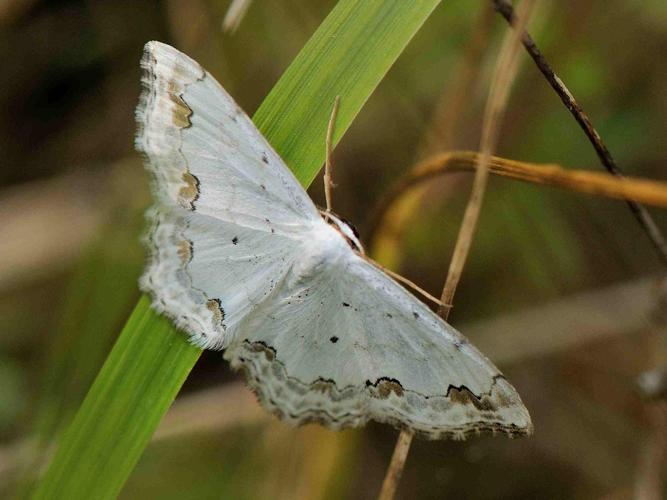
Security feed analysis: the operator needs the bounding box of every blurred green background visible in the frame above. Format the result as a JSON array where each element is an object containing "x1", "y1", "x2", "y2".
[{"x1": 1, "y1": 0, "x2": 667, "y2": 498}]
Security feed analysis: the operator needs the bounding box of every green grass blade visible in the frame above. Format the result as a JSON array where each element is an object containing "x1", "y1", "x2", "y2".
[
  {"x1": 15, "y1": 204, "x2": 145, "y2": 498},
  {"x1": 33, "y1": 0, "x2": 440, "y2": 498},
  {"x1": 254, "y1": 0, "x2": 441, "y2": 186},
  {"x1": 33, "y1": 296, "x2": 201, "y2": 499}
]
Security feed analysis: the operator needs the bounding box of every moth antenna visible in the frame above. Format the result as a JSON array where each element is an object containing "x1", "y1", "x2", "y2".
[
  {"x1": 323, "y1": 95, "x2": 341, "y2": 218},
  {"x1": 363, "y1": 256, "x2": 446, "y2": 308}
]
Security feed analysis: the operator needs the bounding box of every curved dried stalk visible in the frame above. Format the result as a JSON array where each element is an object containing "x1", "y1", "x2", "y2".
[
  {"x1": 416, "y1": 6, "x2": 495, "y2": 156},
  {"x1": 377, "y1": 2, "x2": 536, "y2": 499},
  {"x1": 439, "y1": 0, "x2": 534, "y2": 312},
  {"x1": 492, "y1": 0, "x2": 667, "y2": 266},
  {"x1": 371, "y1": 7, "x2": 495, "y2": 272},
  {"x1": 368, "y1": 151, "x2": 667, "y2": 253}
]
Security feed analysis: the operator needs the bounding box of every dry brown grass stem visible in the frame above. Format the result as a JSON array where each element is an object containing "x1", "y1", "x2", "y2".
[
  {"x1": 222, "y1": 0, "x2": 253, "y2": 34},
  {"x1": 372, "y1": 7, "x2": 496, "y2": 273},
  {"x1": 377, "y1": 2, "x2": 536, "y2": 499},
  {"x1": 493, "y1": 0, "x2": 667, "y2": 266},
  {"x1": 365, "y1": 256, "x2": 446, "y2": 307},
  {"x1": 324, "y1": 96, "x2": 341, "y2": 215},
  {"x1": 377, "y1": 428, "x2": 414, "y2": 500},
  {"x1": 367, "y1": 151, "x2": 667, "y2": 243},
  {"x1": 634, "y1": 402, "x2": 667, "y2": 500},
  {"x1": 439, "y1": 0, "x2": 535, "y2": 312}
]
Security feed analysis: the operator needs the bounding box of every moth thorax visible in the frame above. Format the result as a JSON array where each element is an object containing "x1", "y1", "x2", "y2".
[{"x1": 294, "y1": 221, "x2": 352, "y2": 278}]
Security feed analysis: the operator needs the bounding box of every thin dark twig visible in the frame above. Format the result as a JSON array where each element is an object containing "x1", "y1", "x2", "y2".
[{"x1": 492, "y1": 0, "x2": 667, "y2": 267}]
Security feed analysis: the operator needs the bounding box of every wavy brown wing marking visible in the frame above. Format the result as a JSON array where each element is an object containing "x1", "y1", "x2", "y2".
[
  {"x1": 136, "y1": 41, "x2": 207, "y2": 212},
  {"x1": 226, "y1": 339, "x2": 531, "y2": 440},
  {"x1": 136, "y1": 41, "x2": 321, "y2": 350}
]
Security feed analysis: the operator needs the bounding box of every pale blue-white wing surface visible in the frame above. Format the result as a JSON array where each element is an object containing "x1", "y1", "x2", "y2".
[
  {"x1": 140, "y1": 206, "x2": 304, "y2": 349},
  {"x1": 224, "y1": 224, "x2": 532, "y2": 439},
  {"x1": 136, "y1": 41, "x2": 319, "y2": 229},
  {"x1": 136, "y1": 41, "x2": 531, "y2": 438},
  {"x1": 136, "y1": 41, "x2": 320, "y2": 348}
]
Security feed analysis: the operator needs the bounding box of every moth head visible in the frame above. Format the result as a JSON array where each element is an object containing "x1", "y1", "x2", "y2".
[{"x1": 320, "y1": 211, "x2": 364, "y2": 254}]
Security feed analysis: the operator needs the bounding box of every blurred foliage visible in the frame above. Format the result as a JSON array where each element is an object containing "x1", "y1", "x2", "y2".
[
  {"x1": 33, "y1": 164, "x2": 147, "y2": 439},
  {"x1": 1, "y1": 0, "x2": 667, "y2": 498}
]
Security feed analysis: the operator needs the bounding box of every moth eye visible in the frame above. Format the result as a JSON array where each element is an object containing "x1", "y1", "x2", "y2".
[{"x1": 344, "y1": 236, "x2": 360, "y2": 252}]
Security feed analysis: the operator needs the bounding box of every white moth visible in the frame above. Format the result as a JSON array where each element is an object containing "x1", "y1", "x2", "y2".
[{"x1": 136, "y1": 41, "x2": 532, "y2": 440}]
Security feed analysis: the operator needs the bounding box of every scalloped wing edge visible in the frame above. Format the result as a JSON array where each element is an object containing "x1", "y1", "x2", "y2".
[{"x1": 225, "y1": 339, "x2": 533, "y2": 440}]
